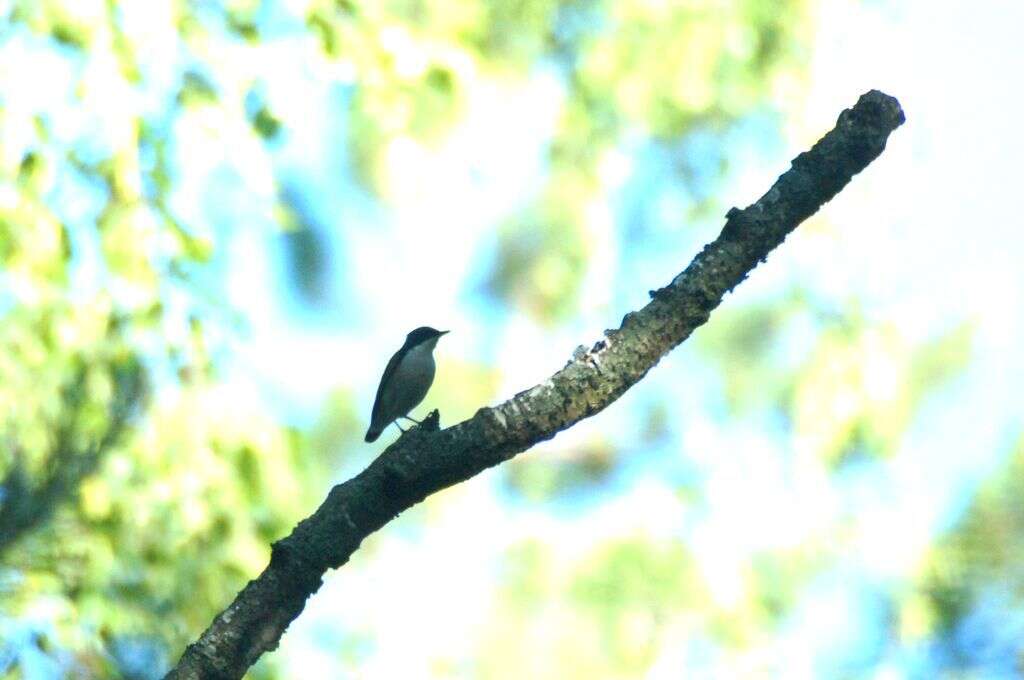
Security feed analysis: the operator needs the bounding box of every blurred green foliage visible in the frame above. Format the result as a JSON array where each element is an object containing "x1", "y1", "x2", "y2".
[
  {"x1": 0, "y1": 1, "x2": 336, "y2": 675},
  {"x1": 477, "y1": 538, "x2": 702, "y2": 678},
  {"x1": 308, "y1": 0, "x2": 809, "y2": 322},
  {"x1": 0, "y1": 0, "x2": 1009, "y2": 678},
  {"x1": 918, "y1": 436, "x2": 1024, "y2": 644}
]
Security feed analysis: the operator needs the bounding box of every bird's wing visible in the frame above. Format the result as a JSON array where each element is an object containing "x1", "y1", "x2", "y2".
[{"x1": 369, "y1": 348, "x2": 404, "y2": 427}]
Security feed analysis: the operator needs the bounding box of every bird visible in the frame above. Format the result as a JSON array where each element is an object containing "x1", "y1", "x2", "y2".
[{"x1": 364, "y1": 326, "x2": 448, "y2": 443}]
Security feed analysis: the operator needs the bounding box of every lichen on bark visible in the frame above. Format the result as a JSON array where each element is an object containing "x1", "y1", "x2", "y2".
[{"x1": 166, "y1": 90, "x2": 905, "y2": 680}]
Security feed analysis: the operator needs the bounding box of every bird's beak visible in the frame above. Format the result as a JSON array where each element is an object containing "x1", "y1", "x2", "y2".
[{"x1": 439, "y1": 330, "x2": 450, "y2": 335}]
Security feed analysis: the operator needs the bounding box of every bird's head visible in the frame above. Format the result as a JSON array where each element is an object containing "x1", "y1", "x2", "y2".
[{"x1": 405, "y1": 326, "x2": 449, "y2": 351}]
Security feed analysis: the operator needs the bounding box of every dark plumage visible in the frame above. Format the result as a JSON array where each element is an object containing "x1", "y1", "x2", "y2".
[{"x1": 364, "y1": 326, "x2": 448, "y2": 442}]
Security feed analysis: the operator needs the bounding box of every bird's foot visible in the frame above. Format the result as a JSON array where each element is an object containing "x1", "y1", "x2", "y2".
[
  {"x1": 394, "y1": 411, "x2": 440, "y2": 439},
  {"x1": 420, "y1": 410, "x2": 441, "y2": 433}
]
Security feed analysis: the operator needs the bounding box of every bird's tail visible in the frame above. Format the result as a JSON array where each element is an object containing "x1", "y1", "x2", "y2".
[{"x1": 364, "y1": 427, "x2": 381, "y2": 443}]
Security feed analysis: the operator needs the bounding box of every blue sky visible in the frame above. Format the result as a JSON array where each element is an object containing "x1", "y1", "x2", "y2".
[
  {"x1": 194, "y1": 0, "x2": 1024, "y2": 675},
  {"x1": 2, "y1": 0, "x2": 1023, "y2": 676}
]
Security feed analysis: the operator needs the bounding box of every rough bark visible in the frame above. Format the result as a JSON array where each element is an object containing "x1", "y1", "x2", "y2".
[{"x1": 165, "y1": 90, "x2": 905, "y2": 680}]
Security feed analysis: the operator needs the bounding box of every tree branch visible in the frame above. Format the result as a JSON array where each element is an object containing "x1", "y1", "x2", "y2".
[{"x1": 165, "y1": 90, "x2": 905, "y2": 680}]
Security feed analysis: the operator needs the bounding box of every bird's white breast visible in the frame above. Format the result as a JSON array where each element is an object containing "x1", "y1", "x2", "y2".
[
  {"x1": 381, "y1": 340, "x2": 437, "y2": 419},
  {"x1": 394, "y1": 341, "x2": 436, "y2": 384}
]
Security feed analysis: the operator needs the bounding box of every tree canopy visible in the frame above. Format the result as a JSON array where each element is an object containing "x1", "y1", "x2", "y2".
[{"x1": 1, "y1": 1, "x2": 1019, "y2": 679}]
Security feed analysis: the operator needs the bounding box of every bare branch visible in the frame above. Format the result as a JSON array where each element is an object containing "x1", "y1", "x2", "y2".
[{"x1": 165, "y1": 90, "x2": 905, "y2": 680}]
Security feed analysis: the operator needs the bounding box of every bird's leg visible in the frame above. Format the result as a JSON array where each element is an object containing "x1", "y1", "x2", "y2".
[
  {"x1": 394, "y1": 421, "x2": 407, "y2": 434},
  {"x1": 399, "y1": 415, "x2": 422, "y2": 425}
]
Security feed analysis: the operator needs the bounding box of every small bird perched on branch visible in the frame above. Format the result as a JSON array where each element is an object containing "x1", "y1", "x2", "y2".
[{"x1": 364, "y1": 326, "x2": 448, "y2": 443}]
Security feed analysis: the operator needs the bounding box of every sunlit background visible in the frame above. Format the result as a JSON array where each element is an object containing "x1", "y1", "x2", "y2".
[{"x1": 1, "y1": 0, "x2": 1022, "y2": 678}]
